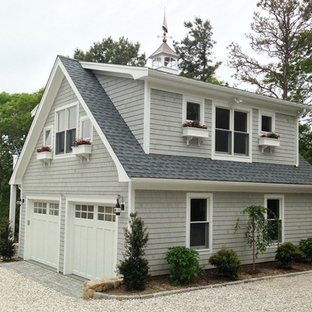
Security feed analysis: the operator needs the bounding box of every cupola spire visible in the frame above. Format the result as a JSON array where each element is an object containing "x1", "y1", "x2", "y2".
[{"x1": 148, "y1": 10, "x2": 179, "y2": 74}]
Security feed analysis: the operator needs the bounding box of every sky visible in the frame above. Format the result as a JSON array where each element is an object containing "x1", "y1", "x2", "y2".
[{"x1": 0, "y1": 0, "x2": 258, "y2": 94}]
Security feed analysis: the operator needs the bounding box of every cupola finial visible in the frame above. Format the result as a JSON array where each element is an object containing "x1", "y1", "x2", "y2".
[{"x1": 162, "y1": 8, "x2": 168, "y2": 43}]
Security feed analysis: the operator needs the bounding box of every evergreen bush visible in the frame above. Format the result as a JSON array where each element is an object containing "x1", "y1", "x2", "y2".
[
  {"x1": 299, "y1": 238, "x2": 312, "y2": 261},
  {"x1": 209, "y1": 248, "x2": 240, "y2": 280},
  {"x1": 0, "y1": 217, "x2": 15, "y2": 261},
  {"x1": 118, "y1": 212, "x2": 149, "y2": 291},
  {"x1": 275, "y1": 242, "x2": 301, "y2": 268},
  {"x1": 166, "y1": 246, "x2": 201, "y2": 285}
]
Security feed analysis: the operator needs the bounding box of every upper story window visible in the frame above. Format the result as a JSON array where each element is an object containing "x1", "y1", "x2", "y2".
[
  {"x1": 43, "y1": 126, "x2": 52, "y2": 147},
  {"x1": 56, "y1": 105, "x2": 77, "y2": 155},
  {"x1": 183, "y1": 96, "x2": 205, "y2": 124},
  {"x1": 80, "y1": 117, "x2": 92, "y2": 140},
  {"x1": 259, "y1": 111, "x2": 275, "y2": 134},
  {"x1": 215, "y1": 107, "x2": 250, "y2": 157}
]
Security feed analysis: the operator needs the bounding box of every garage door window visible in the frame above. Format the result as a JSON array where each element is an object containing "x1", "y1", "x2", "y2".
[
  {"x1": 98, "y1": 206, "x2": 115, "y2": 222},
  {"x1": 34, "y1": 202, "x2": 47, "y2": 214},
  {"x1": 49, "y1": 203, "x2": 59, "y2": 216},
  {"x1": 75, "y1": 205, "x2": 94, "y2": 219}
]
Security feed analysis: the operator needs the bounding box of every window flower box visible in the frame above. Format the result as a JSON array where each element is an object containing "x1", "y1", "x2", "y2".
[
  {"x1": 182, "y1": 121, "x2": 209, "y2": 146},
  {"x1": 72, "y1": 140, "x2": 92, "y2": 161},
  {"x1": 36, "y1": 147, "x2": 52, "y2": 165},
  {"x1": 258, "y1": 133, "x2": 280, "y2": 153}
]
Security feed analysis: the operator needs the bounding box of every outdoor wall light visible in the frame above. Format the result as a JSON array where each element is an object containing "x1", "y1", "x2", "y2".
[{"x1": 114, "y1": 195, "x2": 125, "y2": 215}]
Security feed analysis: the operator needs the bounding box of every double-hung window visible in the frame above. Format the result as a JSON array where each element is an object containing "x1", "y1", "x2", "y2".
[
  {"x1": 56, "y1": 105, "x2": 77, "y2": 154},
  {"x1": 187, "y1": 193, "x2": 212, "y2": 251},
  {"x1": 265, "y1": 195, "x2": 283, "y2": 243},
  {"x1": 215, "y1": 107, "x2": 250, "y2": 157}
]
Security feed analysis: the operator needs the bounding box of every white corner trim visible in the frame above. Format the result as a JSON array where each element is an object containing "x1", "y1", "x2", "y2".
[
  {"x1": 143, "y1": 80, "x2": 151, "y2": 154},
  {"x1": 58, "y1": 60, "x2": 130, "y2": 182},
  {"x1": 296, "y1": 116, "x2": 299, "y2": 167},
  {"x1": 186, "y1": 193, "x2": 213, "y2": 253}
]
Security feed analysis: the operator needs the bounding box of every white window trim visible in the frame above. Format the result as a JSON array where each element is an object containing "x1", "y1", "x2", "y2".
[
  {"x1": 259, "y1": 110, "x2": 275, "y2": 135},
  {"x1": 43, "y1": 125, "x2": 53, "y2": 148},
  {"x1": 182, "y1": 95, "x2": 205, "y2": 124},
  {"x1": 264, "y1": 194, "x2": 285, "y2": 245},
  {"x1": 186, "y1": 193, "x2": 213, "y2": 254},
  {"x1": 54, "y1": 102, "x2": 79, "y2": 158},
  {"x1": 79, "y1": 116, "x2": 93, "y2": 141},
  {"x1": 211, "y1": 102, "x2": 252, "y2": 162}
]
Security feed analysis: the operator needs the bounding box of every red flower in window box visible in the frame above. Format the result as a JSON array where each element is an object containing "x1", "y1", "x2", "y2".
[
  {"x1": 72, "y1": 139, "x2": 91, "y2": 147},
  {"x1": 260, "y1": 132, "x2": 280, "y2": 139},
  {"x1": 182, "y1": 120, "x2": 208, "y2": 129},
  {"x1": 36, "y1": 146, "x2": 51, "y2": 153}
]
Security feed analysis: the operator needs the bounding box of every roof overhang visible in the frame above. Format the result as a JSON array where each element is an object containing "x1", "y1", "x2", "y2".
[
  {"x1": 131, "y1": 178, "x2": 312, "y2": 193},
  {"x1": 80, "y1": 61, "x2": 310, "y2": 114}
]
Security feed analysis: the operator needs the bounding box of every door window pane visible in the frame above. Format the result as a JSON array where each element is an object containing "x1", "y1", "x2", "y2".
[
  {"x1": 262, "y1": 116, "x2": 272, "y2": 132},
  {"x1": 216, "y1": 108, "x2": 230, "y2": 130},
  {"x1": 234, "y1": 111, "x2": 247, "y2": 132},
  {"x1": 187, "y1": 102, "x2": 200, "y2": 121}
]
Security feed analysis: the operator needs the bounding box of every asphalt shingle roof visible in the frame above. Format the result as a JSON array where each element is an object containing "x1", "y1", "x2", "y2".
[{"x1": 59, "y1": 56, "x2": 312, "y2": 185}]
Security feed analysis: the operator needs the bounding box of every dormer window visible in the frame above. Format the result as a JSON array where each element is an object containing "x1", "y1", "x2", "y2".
[
  {"x1": 260, "y1": 112, "x2": 275, "y2": 134},
  {"x1": 80, "y1": 116, "x2": 92, "y2": 140},
  {"x1": 187, "y1": 102, "x2": 200, "y2": 121},
  {"x1": 55, "y1": 104, "x2": 77, "y2": 155},
  {"x1": 214, "y1": 107, "x2": 250, "y2": 158}
]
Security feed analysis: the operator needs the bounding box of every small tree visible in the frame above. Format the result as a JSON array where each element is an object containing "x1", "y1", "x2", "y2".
[
  {"x1": 0, "y1": 217, "x2": 15, "y2": 261},
  {"x1": 118, "y1": 212, "x2": 149, "y2": 291},
  {"x1": 235, "y1": 205, "x2": 273, "y2": 271}
]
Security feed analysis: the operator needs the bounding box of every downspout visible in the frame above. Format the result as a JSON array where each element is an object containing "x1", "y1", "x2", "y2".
[{"x1": 9, "y1": 155, "x2": 19, "y2": 234}]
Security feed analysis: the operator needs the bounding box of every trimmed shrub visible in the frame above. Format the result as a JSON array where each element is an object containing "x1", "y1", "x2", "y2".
[
  {"x1": 166, "y1": 247, "x2": 201, "y2": 285},
  {"x1": 118, "y1": 213, "x2": 149, "y2": 291},
  {"x1": 299, "y1": 238, "x2": 312, "y2": 261},
  {"x1": 209, "y1": 248, "x2": 240, "y2": 280},
  {"x1": 0, "y1": 217, "x2": 15, "y2": 261},
  {"x1": 275, "y1": 242, "x2": 301, "y2": 268}
]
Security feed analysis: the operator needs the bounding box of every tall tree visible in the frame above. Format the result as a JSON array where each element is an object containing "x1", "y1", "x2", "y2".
[
  {"x1": 174, "y1": 17, "x2": 221, "y2": 82},
  {"x1": 74, "y1": 36, "x2": 146, "y2": 66},
  {"x1": 299, "y1": 123, "x2": 312, "y2": 164},
  {"x1": 0, "y1": 90, "x2": 43, "y2": 218},
  {"x1": 228, "y1": 0, "x2": 312, "y2": 103}
]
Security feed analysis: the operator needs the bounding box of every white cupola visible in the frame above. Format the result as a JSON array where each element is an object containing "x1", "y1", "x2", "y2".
[{"x1": 149, "y1": 12, "x2": 179, "y2": 74}]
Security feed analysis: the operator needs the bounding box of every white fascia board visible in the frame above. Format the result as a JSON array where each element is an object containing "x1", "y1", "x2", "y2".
[
  {"x1": 147, "y1": 70, "x2": 311, "y2": 113},
  {"x1": 80, "y1": 62, "x2": 149, "y2": 80},
  {"x1": 58, "y1": 60, "x2": 130, "y2": 182},
  {"x1": 10, "y1": 58, "x2": 64, "y2": 185},
  {"x1": 131, "y1": 178, "x2": 312, "y2": 193}
]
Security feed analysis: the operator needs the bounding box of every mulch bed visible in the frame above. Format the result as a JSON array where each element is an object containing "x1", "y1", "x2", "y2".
[{"x1": 106, "y1": 261, "x2": 312, "y2": 296}]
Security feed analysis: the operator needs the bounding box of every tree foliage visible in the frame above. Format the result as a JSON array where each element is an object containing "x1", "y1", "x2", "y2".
[
  {"x1": 235, "y1": 205, "x2": 274, "y2": 271},
  {"x1": 0, "y1": 217, "x2": 15, "y2": 261},
  {"x1": 299, "y1": 123, "x2": 312, "y2": 164},
  {"x1": 74, "y1": 36, "x2": 146, "y2": 66},
  {"x1": 174, "y1": 17, "x2": 221, "y2": 82},
  {"x1": 118, "y1": 212, "x2": 149, "y2": 291},
  {"x1": 0, "y1": 89, "x2": 43, "y2": 218},
  {"x1": 228, "y1": 0, "x2": 312, "y2": 103}
]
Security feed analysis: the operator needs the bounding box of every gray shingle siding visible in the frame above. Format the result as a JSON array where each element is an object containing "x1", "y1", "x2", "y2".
[{"x1": 59, "y1": 56, "x2": 312, "y2": 185}]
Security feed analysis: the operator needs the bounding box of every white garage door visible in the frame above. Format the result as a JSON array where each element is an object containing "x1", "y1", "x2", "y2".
[
  {"x1": 30, "y1": 201, "x2": 59, "y2": 268},
  {"x1": 71, "y1": 203, "x2": 116, "y2": 280}
]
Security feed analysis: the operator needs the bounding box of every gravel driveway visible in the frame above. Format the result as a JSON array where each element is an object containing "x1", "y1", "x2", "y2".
[{"x1": 1, "y1": 266, "x2": 312, "y2": 312}]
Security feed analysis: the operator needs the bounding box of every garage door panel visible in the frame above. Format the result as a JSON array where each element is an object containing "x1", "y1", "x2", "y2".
[
  {"x1": 71, "y1": 203, "x2": 116, "y2": 279},
  {"x1": 30, "y1": 201, "x2": 59, "y2": 269}
]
